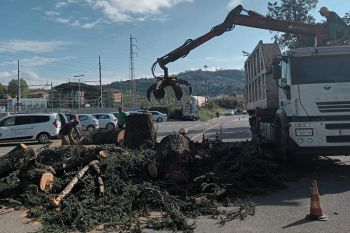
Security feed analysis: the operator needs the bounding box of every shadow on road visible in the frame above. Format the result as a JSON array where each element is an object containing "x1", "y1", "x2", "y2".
[
  {"x1": 282, "y1": 218, "x2": 312, "y2": 229},
  {"x1": 252, "y1": 154, "x2": 350, "y2": 207}
]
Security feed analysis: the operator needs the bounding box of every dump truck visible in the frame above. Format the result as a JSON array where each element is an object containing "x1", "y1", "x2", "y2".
[
  {"x1": 146, "y1": 4, "x2": 350, "y2": 161},
  {"x1": 245, "y1": 41, "x2": 350, "y2": 161}
]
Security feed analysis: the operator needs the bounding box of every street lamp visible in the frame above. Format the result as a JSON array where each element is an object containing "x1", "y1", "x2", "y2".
[{"x1": 74, "y1": 75, "x2": 84, "y2": 112}]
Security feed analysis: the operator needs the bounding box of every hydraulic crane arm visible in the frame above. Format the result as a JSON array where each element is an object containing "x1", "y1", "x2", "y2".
[{"x1": 152, "y1": 5, "x2": 329, "y2": 78}]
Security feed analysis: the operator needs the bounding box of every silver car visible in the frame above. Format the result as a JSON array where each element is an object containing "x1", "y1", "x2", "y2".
[
  {"x1": 76, "y1": 114, "x2": 99, "y2": 131},
  {"x1": 91, "y1": 113, "x2": 117, "y2": 130}
]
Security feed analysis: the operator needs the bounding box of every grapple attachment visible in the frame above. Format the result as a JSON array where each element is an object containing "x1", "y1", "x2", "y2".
[{"x1": 147, "y1": 77, "x2": 192, "y2": 101}]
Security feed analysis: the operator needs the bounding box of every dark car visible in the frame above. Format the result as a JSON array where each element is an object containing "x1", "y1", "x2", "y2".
[{"x1": 57, "y1": 113, "x2": 68, "y2": 126}]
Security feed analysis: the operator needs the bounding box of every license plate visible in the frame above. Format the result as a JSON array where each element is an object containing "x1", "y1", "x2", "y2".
[{"x1": 339, "y1": 129, "x2": 350, "y2": 135}]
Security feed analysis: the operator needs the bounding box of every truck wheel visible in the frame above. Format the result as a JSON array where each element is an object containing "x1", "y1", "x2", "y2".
[{"x1": 275, "y1": 120, "x2": 289, "y2": 164}]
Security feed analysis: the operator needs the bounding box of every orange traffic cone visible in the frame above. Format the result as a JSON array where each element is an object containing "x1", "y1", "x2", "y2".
[{"x1": 306, "y1": 180, "x2": 327, "y2": 221}]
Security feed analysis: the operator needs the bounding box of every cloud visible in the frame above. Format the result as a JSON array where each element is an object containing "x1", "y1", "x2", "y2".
[
  {"x1": 0, "y1": 56, "x2": 74, "y2": 67},
  {"x1": 0, "y1": 71, "x2": 14, "y2": 80},
  {"x1": 45, "y1": 10, "x2": 61, "y2": 16},
  {"x1": 0, "y1": 40, "x2": 69, "y2": 53},
  {"x1": 55, "y1": 0, "x2": 80, "y2": 9},
  {"x1": 0, "y1": 70, "x2": 53, "y2": 86},
  {"x1": 70, "y1": 19, "x2": 105, "y2": 29},
  {"x1": 227, "y1": 0, "x2": 243, "y2": 9},
  {"x1": 21, "y1": 71, "x2": 42, "y2": 81},
  {"x1": 55, "y1": 17, "x2": 71, "y2": 24},
  {"x1": 85, "y1": 0, "x2": 193, "y2": 22}
]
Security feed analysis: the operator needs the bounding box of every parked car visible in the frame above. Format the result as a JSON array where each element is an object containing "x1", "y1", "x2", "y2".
[
  {"x1": 0, "y1": 113, "x2": 61, "y2": 143},
  {"x1": 66, "y1": 114, "x2": 99, "y2": 131},
  {"x1": 57, "y1": 113, "x2": 68, "y2": 126},
  {"x1": 91, "y1": 113, "x2": 117, "y2": 130},
  {"x1": 136, "y1": 110, "x2": 167, "y2": 122},
  {"x1": 223, "y1": 109, "x2": 235, "y2": 116},
  {"x1": 150, "y1": 111, "x2": 167, "y2": 122}
]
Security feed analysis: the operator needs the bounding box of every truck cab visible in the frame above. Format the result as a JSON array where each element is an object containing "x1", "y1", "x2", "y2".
[
  {"x1": 245, "y1": 41, "x2": 350, "y2": 158},
  {"x1": 275, "y1": 45, "x2": 350, "y2": 155}
]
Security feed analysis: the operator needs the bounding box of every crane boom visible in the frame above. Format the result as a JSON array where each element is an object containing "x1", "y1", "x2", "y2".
[
  {"x1": 148, "y1": 5, "x2": 346, "y2": 101},
  {"x1": 152, "y1": 5, "x2": 331, "y2": 78}
]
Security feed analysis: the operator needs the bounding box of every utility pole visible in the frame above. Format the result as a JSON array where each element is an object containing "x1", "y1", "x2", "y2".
[
  {"x1": 51, "y1": 82, "x2": 53, "y2": 112},
  {"x1": 17, "y1": 60, "x2": 20, "y2": 113},
  {"x1": 129, "y1": 34, "x2": 137, "y2": 108},
  {"x1": 121, "y1": 78, "x2": 123, "y2": 108},
  {"x1": 59, "y1": 89, "x2": 62, "y2": 112},
  {"x1": 206, "y1": 80, "x2": 209, "y2": 102},
  {"x1": 74, "y1": 75, "x2": 84, "y2": 113},
  {"x1": 99, "y1": 56, "x2": 103, "y2": 108}
]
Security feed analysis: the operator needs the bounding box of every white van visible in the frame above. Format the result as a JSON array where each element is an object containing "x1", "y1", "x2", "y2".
[{"x1": 0, "y1": 113, "x2": 61, "y2": 143}]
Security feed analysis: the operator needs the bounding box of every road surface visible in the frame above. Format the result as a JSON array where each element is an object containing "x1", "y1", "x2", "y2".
[{"x1": 2, "y1": 116, "x2": 350, "y2": 233}]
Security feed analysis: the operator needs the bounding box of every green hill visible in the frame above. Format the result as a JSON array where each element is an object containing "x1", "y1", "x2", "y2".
[{"x1": 109, "y1": 69, "x2": 245, "y2": 97}]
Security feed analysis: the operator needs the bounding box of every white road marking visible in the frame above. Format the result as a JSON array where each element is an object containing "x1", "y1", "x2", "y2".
[{"x1": 190, "y1": 123, "x2": 219, "y2": 140}]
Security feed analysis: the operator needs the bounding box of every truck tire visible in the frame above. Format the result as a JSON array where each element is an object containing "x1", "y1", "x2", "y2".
[{"x1": 275, "y1": 120, "x2": 290, "y2": 164}]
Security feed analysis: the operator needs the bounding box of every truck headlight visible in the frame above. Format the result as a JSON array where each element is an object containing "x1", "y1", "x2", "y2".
[{"x1": 295, "y1": 128, "x2": 313, "y2": 136}]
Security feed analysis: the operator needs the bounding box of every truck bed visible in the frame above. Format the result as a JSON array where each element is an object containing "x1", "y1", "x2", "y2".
[{"x1": 244, "y1": 41, "x2": 281, "y2": 111}]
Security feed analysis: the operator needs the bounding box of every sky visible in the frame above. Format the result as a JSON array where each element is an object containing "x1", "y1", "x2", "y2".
[{"x1": 0, "y1": 0, "x2": 348, "y2": 89}]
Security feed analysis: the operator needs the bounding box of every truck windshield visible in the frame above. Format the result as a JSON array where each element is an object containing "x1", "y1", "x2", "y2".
[{"x1": 291, "y1": 54, "x2": 350, "y2": 85}]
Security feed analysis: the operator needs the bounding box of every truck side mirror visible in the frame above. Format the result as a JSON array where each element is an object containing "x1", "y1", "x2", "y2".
[{"x1": 272, "y1": 62, "x2": 281, "y2": 80}]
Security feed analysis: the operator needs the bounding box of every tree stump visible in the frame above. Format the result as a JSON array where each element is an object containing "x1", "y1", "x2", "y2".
[
  {"x1": 0, "y1": 144, "x2": 36, "y2": 178},
  {"x1": 78, "y1": 129, "x2": 124, "y2": 145},
  {"x1": 124, "y1": 113, "x2": 156, "y2": 149},
  {"x1": 155, "y1": 133, "x2": 193, "y2": 183}
]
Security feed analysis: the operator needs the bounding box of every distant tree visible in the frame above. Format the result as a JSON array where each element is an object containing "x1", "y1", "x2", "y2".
[
  {"x1": 343, "y1": 11, "x2": 350, "y2": 25},
  {"x1": 0, "y1": 83, "x2": 6, "y2": 98},
  {"x1": 267, "y1": 0, "x2": 318, "y2": 49},
  {"x1": 8, "y1": 79, "x2": 29, "y2": 98}
]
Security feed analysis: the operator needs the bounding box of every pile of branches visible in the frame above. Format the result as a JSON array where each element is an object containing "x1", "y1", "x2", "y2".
[{"x1": 0, "y1": 140, "x2": 286, "y2": 233}]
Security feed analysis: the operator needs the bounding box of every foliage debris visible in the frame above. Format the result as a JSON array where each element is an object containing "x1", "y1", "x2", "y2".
[{"x1": 0, "y1": 141, "x2": 287, "y2": 232}]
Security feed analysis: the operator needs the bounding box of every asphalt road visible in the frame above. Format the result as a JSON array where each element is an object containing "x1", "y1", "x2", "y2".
[{"x1": 2, "y1": 116, "x2": 350, "y2": 233}]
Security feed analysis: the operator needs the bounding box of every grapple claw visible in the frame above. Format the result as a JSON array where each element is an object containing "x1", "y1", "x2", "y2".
[
  {"x1": 153, "y1": 88, "x2": 166, "y2": 100},
  {"x1": 146, "y1": 76, "x2": 192, "y2": 101},
  {"x1": 177, "y1": 79, "x2": 192, "y2": 95},
  {"x1": 172, "y1": 83, "x2": 183, "y2": 100},
  {"x1": 147, "y1": 83, "x2": 158, "y2": 101}
]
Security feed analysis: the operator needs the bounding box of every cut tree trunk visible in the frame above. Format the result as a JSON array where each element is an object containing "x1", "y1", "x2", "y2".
[
  {"x1": 78, "y1": 129, "x2": 124, "y2": 145},
  {"x1": 0, "y1": 144, "x2": 36, "y2": 178},
  {"x1": 124, "y1": 113, "x2": 156, "y2": 149},
  {"x1": 18, "y1": 161, "x2": 55, "y2": 192},
  {"x1": 36, "y1": 145, "x2": 110, "y2": 175},
  {"x1": 155, "y1": 133, "x2": 193, "y2": 182}
]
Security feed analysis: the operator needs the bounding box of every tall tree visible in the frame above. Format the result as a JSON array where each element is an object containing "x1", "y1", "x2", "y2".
[
  {"x1": 8, "y1": 79, "x2": 29, "y2": 98},
  {"x1": 267, "y1": 0, "x2": 318, "y2": 49}
]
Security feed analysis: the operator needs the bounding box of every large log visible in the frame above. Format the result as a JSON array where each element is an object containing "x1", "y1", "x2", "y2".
[
  {"x1": 124, "y1": 113, "x2": 156, "y2": 149},
  {"x1": 36, "y1": 145, "x2": 110, "y2": 175},
  {"x1": 155, "y1": 133, "x2": 193, "y2": 182},
  {"x1": 0, "y1": 144, "x2": 36, "y2": 178},
  {"x1": 18, "y1": 161, "x2": 55, "y2": 192},
  {"x1": 78, "y1": 129, "x2": 124, "y2": 145}
]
